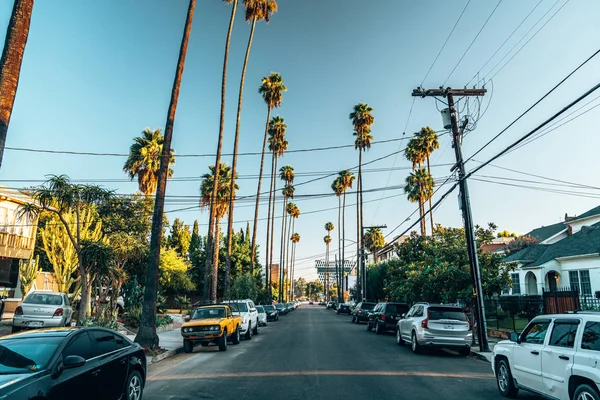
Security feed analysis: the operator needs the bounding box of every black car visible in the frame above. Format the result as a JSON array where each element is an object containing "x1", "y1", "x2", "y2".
[
  {"x1": 0, "y1": 327, "x2": 146, "y2": 400},
  {"x1": 336, "y1": 304, "x2": 351, "y2": 315},
  {"x1": 275, "y1": 303, "x2": 288, "y2": 315},
  {"x1": 264, "y1": 305, "x2": 279, "y2": 321},
  {"x1": 351, "y1": 301, "x2": 376, "y2": 324},
  {"x1": 367, "y1": 302, "x2": 410, "y2": 334}
]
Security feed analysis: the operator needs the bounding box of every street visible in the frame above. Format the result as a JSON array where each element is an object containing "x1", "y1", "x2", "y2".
[{"x1": 144, "y1": 306, "x2": 541, "y2": 400}]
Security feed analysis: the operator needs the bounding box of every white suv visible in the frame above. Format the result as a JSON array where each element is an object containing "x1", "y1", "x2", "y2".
[
  {"x1": 223, "y1": 299, "x2": 259, "y2": 340},
  {"x1": 493, "y1": 312, "x2": 600, "y2": 399}
]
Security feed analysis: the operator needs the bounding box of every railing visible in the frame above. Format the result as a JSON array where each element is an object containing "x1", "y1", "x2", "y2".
[
  {"x1": 484, "y1": 296, "x2": 544, "y2": 332},
  {"x1": 0, "y1": 231, "x2": 35, "y2": 251}
]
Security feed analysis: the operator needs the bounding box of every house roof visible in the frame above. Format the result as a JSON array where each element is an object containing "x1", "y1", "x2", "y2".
[
  {"x1": 569, "y1": 205, "x2": 600, "y2": 223},
  {"x1": 525, "y1": 222, "x2": 566, "y2": 242},
  {"x1": 503, "y1": 244, "x2": 548, "y2": 263}
]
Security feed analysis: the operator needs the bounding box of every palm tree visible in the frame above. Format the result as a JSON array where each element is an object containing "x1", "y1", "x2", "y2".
[
  {"x1": 204, "y1": 0, "x2": 239, "y2": 303},
  {"x1": 324, "y1": 222, "x2": 334, "y2": 300},
  {"x1": 363, "y1": 227, "x2": 385, "y2": 261},
  {"x1": 331, "y1": 178, "x2": 344, "y2": 302},
  {"x1": 337, "y1": 169, "x2": 355, "y2": 301},
  {"x1": 323, "y1": 233, "x2": 332, "y2": 301},
  {"x1": 284, "y1": 200, "x2": 297, "y2": 300},
  {"x1": 123, "y1": 128, "x2": 175, "y2": 195},
  {"x1": 404, "y1": 137, "x2": 425, "y2": 169},
  {"x1": 253, "y1": 73, "x2": 287, "y2": 270},
  {"x1": 0, "y1": 0, "x2": 34, "y2": 170},
  {"x1": 417, "y1": 126, "x2": 439, "y2": 233},
  {"x1": 266, "y1": 116, "x2": 287, "y2": 289},
  {"x1": 278, "y1": 165, "x2": 294, "y2": 301},
  {"x1": 404, "y1": 168, "x2": 434, "y2": 236},
  {"x1": 200, "y1": 163, "x2": 238, "y2": 301},
  {"x1": 225, "y1": 0, "x2": 278, "y2": 292},
  {"x1": 350, "y1": 103, "x2": 374, "y2": 301},
  {"x1": 290, "y1": 232, "x2": 300, "y2": 300},
  {"x1": 135, "y1": 0, "x2": 196, "y2": 348}
]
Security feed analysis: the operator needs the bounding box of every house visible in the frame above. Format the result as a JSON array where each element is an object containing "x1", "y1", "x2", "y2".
[
  {"x1": 481, "y1": 237, "x2": 514, "y2": 254},
  {"x1": 374, "y1": 235, "x2": 409, "y2": 263},
  {"x1": 503, "y1": 205, "x2": 600, "y2": 298}
]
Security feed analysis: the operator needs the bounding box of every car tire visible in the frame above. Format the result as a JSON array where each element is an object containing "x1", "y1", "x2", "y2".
[
  {"x1": 495, "y1": 359, "x2": 518, "y2": 398},
  {"x1": 232, "y1": 327, "x2": 241, "y2": 345},
  {"x1": 411, "y1": 331, "x2": 421, "y2": 354},
  {"x1": 125, "y1": 369, "x2": 144, "y2": 400},
  {"x1": 375, "y1": 322, "x2": 383, "y2": 335},
  {"x1": 253, "y1": 320, "x2": 259, "y2": 335},
  {"x1": 183, "y1": 339, "x2": 194, "y2": 353},
  {"x1": 367, "y1": 322, "x2": 373, "y2": 332},
  {"x1": 458, "y1": 347, "x2": 470, "y2": 356},
  {"x1": 219, "y1": 330, "x2": 228, "y2": 351},
  {"x1": 574, "y1": 384, "x2": 600, "y2": 400},
  {"x1": 11, "y1": 325, "x2": 21, "y2": 333},
  {"x1": 65, "y1": 318, "x2": 72, "y2": 327},
  {"x1": 351, "y1": 315, "x2": 356, "y2": 323},
  {"x1": 396, "y1": 328, "x2": 404, "y2": 346},
  {"x1": 245, "y1": 326, "x2": 252, "y2": 340}
]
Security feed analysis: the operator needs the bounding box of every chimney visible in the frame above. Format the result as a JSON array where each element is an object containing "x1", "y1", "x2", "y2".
[{"x1": 567, "y1": 225, "x2": 573, "y2": 236}]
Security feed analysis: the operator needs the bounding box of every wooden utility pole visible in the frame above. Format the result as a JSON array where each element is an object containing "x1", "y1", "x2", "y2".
[{"x1": 412, "y1": 87, "x2": 489, "y2": 352}]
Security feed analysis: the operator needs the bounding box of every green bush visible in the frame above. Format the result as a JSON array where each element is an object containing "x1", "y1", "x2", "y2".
[
  {"x1": 80, "y1": 317, "x2": 120, "y2": 331},
  {"x1": 156, "y1": 315, "x2": 173, "y2": 327}
]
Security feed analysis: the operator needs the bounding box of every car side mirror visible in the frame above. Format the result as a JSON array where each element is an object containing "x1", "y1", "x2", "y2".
[
  {"x1": 401, "y1": 313, "x2": 406, "y2": 319},
  {"x1": 509, "y1": 332, "x2": 520, "y2": 343},
  {"x1": 63, "y1": 355, "x2": 86, "y2": 369},
  {"x1": 183, "y1": 315, "x2": 191, "y2": 322}
]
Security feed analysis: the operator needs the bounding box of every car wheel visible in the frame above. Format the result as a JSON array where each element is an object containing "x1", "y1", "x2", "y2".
[
  {"x1": 396, "y1": 328, "x2": 404, "y2": 345},
  {"x1": 367, "y1": 322, "x2": 373, "y2": 332},
  {"x1": 458, "y1": 347, "x2": 470, "y2": 356},
  {"x1": 375, "y1": 322, "x2": 383, "y2": 335},
  {"x1": 218, "y1": 330, "x2": 228, "y2": 351},
  {"x1": 125, "y1": 370, "x2": 144, "y2": 400},
  {"x1": 495, "y1": 359, "x2": 518, "y2": 398},
  {"x1": 245, "y1": 326, "x2": 252, "y2": 340},
  {"x1": 574, "y1": 384, "x2": 600, "y2": 400},
  {"x1": 411, "y1": 331, "x2": 421, "y2": 354},
  {"x1": 253, "y1": 320, "x2": 259, "y2": 335},
  {"x1": 351, "y1": 315, "x2": 356, "y2": 323},
  {"x1": 183, "y1": 339, "x2": 194, "y2": 353},
  {"x1": 232, "y1": 327, "x2": 241, "y2": 345}
]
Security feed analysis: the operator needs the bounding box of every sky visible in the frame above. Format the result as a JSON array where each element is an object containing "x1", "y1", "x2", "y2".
[{"x1": 1, "y1": 0, "x2": 599, "y2": 281}]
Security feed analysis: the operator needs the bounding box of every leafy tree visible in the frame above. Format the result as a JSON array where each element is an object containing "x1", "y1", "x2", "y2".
[
  {"x1": 294, "y1": 277, "x2": 307, "y2": 299},
  {"x1": 366, "y1": 262, "x2": 388, "y2": 302},
  {"x1": 506, "y1": 235, "x2": 539, "y2": 255},
  {"x1": 498, "y1": 230, "x2": 517, "y2": 238},
  {"x1": 364, "y1": 227, "x2": 385, "y2": 255},
  {"x1": 168, "y1": 218, "x2": 191, "y2": 258},
  {"x1": 230, "y1": 272, "x2": 259, "y2": 302},
  {"x1": 307, "y1": 280, "x2": 324, "y2": 301},
  {"x1": 18, "y1": 255, "x2": 39, "y2": 297},
  {"x1": 159, "y1": 248, "x2": 194, "y2": 294},
  {"x1": 404, "y1": 168, "x2": 434, "y2": 236}
]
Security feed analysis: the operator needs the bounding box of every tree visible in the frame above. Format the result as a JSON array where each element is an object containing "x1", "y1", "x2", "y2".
[
  {"x1": 338, "y1": 169, "x2": 355, "y2": 301},
  {"x1": 324, "y1": 222, "x2": 333, "y2": 301},
  {"x1": 123, "y1": 128, "x2": 175, "y2": 195},
  {"x1": 225, "y1": 0, "x2": 278, "y2": 293},
  {"x1": 19, "y1": 175, "x2": 113, "y2": 323},
  {"x1": 404, "y1": 137, "x2": 425, "y2": 169},
  {"x1": 366, "y1": 262, "x2": 389, "y2": 302},
  {"x1": 278, "y1": 165, "x2": 294, "y2": 301},
  {"x1": 136, "y1": 0, "x2": 196, "y2": 348},
  {"x1": 168, "y1": 218, "x2": 191, "y2": 258},
  {"x1": 364, "y1": 227, "x2": 385, "y2": 256},
  {"x1": 230, "y1": 272, "x2": 259, "y2": 302},
  {"x1": 293, "y1": 276, "x2": 306, "y2": 299},
  {"x1": 331, "y1": 178, "x2": 344, "y2": 302},
  {"x1": 200, "y1": 163, "x2": 238, "y2": 302},
  {"x1": 416, "y1": 127, "x2": 439, "y2": 233},
  {"x1": 252, "y1": 72, "x2": 287, "y2": 269},
  {"x1": 307, "y1": 280, "x2": 324, "y2": 301},
  {"x1": 404, "y1": 168, "x2": 434, "y2": 236},
  {"x1": 80, "y1": 239, "x2": 116, "y2": 318},
  {"x1": 290, "y1": 231, "x2": 300, "y2": 299},
  {"x1": 506, "y1": 235, "x2": 539, "y2": 255},
  {"x1": 0, "y1": 0, "x2": 34, "y2": 169},
  {"x1": 350, "y1": 103, "x2": 374, "y2": 300},
  {"x1": 498, "y1": 230, "x2": 517, "y2": 238},
  {"x1": 18, "y1": 255, "x2": 39, "y2": 297},
  {"x1": 159, "y1": 248, "x2": 194, "y2": 294}
]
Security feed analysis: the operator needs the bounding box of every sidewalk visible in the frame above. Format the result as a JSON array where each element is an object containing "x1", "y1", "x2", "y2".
[
  {"x1": 126, "y1": 326, "x2": 183, "y2": 364},
  {"x1": 470, "y1": 337, "x2": 500, "y2": 362}
]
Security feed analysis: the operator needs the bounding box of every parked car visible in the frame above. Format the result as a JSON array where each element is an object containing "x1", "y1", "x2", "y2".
[
  {"x1": 0, "y1": 327, "x2": 146, "y2": 400},
  {"x1": 286, "y1": 302, "x2": 295, "y2": 311},
  {"x1": 181, "y1": 305, "x2": 242, "y2": 352},
  {"x1": 264, "y1": 305, "x2": 279, "y2": 321},
  {"x1": 326, "y1": 301, "x2": 337, "y2": 310},
  {"x1": 367, "y1": 302, "x2": 410, "y2": 334},
  {"x1": 12, "y1": 291, "x2": 74, "y2": 333},
  {"x1": 351, "y1": 301, "x2": 376, "y2": 324},
  {"x1": 222, "y1": 299, "x2": 259, "y2": 339},
  {"x1": 256, "y1": 306, "x2": 268, "y2": 326},
  {"x1": 275, "y1": 303, "x2": 288, "y2": 315},
  {"x1": 396, "y1": 303, "x2": 471, "y2": 356},
  {"x1": 336, "y1": 303, "x2": 351, "y2": 315},
  {"x1": 308, "y1": 301, "x2": 314, "y2": 305},
  {"x1": 492, "y1": 312, "x2": 600, "y2": 400}
]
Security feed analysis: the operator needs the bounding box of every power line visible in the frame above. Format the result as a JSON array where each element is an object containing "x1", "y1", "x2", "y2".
[{"x1": 471, "y1": 177, "x2": 600, "y2": 200}]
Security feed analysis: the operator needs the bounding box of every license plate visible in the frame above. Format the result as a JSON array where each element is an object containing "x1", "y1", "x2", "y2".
[
  {"x1": 444, "y1": 325, "x2": 454, "y2": 329},
  {"x1": 28, "y1": 322, "x2": 43, "y2": 328}
]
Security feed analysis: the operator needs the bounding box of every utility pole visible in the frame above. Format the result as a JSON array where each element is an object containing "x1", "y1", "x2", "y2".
[
  {"x1": 360, "y1": 224, "x2": 387, "y2": 301},
  {"x1": 412, "y1": 87, "x2": 489, "y2": 352}
]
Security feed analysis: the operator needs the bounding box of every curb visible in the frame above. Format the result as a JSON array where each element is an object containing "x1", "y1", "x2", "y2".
[
  {"x1": 470, "y1": 351, "x2": 491, "y2": 363},
  {"x1": 148, "y1": 346, "x2": 184, "y2": 365}
]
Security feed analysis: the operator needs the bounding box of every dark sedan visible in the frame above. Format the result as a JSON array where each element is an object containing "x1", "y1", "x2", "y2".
[
  {"x1": 0, "y1": 327, "x2": 146, "y2": 400},
  {"x1": 264, "y1": 305, "x2": 279, "y2": 321},
  {"x1": 351, "y1": 301, "x2": 376, "y2": 324},
  {"x1": 336, "y1": 304, "x2": 351, "y2": 315},
  {"x1": 275, "y1": 303, "x2": 288, "y2": 315}
]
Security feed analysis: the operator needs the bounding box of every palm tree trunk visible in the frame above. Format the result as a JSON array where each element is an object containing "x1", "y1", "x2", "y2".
[
  {"x1": 265, "y1": 152, "x2": 275, "y2": 288},
  {"x1": 213, "y1": 222, "x2": 221, "y2": 300},
  {"x1": 225, "y1": 17, "x2": 257, "y2": 299},
  {"x1": 427, "y1": 155, "x2": 434, "y2": 234},
  {"x1": 285, "y1": 214, "x2": 293, "y2": 301},
  {"x1": 419, "y1": 197, "x2": 426, "y2": 236},
  {"x1": 337, "y1": 196, "x2": 342, "y2": 302},
  {"x1": 270, "y1": 157, "x2": 279, "y2": 292},
  {"x1": 0, "y1": 0, "x2": 34, "y2": 170},
  {"x1": 358, "y1": 149, "x2": 364, "y2": 301},
  {"x1": 136, "y1": 0, "x2": 195, "y2": 348},
  {"x1": 251, "y1": 106, "x2": 271, "y2": 270},
  {"x1": 278, "y1": 196, "x2": 287, "y2": 301},
  {"x1": 342, "y1": 191, "x2": 346, "y2": 301},
  {"x1": 202, "y1": 218, "x2": 211, "y2": 302},
  {"x1": 205, "y1": 0, "x2": 237, "y2": 302}
]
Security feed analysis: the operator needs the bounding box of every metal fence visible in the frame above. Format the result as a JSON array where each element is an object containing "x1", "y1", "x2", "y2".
[{"x1": 484, "y1": 296, "x2": 544, "y2": 332}]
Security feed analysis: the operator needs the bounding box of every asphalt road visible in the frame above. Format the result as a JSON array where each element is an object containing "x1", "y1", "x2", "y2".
[{"x1": 144, "y1": 305, "x2": 542, "y2": 400}]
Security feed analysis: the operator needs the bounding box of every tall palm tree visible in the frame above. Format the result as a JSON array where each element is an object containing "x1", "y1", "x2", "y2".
[
  {"x1": 284, "y1": 200, "x2": 297, "y2": 300},
  {"x1": 204, "y1": 0, "x2": 239, "y2": 304},
  {"x1": 0, "y1": 0, "x2": 34, "y2": 170},
  {"x1": 338, "y1": 169, "x2": 355, "y2": 301},
  {"x1": 404, "y1": 168, "x2": 434, "y2": 236},
  {"x1": 279, "y1": 177, "x2": 294, "y2": 301},
  {"x1": 363, "y1": 227, "x2": 385, "y2": 260},
  {"x1": 225, "y1": 0, "x2": 278, "y2": 292},
  {"x1": 135, "y1": 0, "x2": 196, "y2": 348},
  {"x1": 253, "y1": 73, "x2": 287, "y2": 270},
  {"x1": 200, "y1": 163, "x2": 238, "y2": 301},
  {"x1": 350, "y1": 103, "x2": 374, "y2": 301},
  {"x1": 290, "y1": 232, "x2": 300, "y2": 300},
  {"x1": 404, "y1": 137, "x2": 425, "y2": 169},
  {"x1": 417, "y1": 126, "x2": 439, "y2": 233},
  {"x1": 323, "y1": 233, "x2": 332, "y2": 301},
  {"x1": 123, "y1": 128, "x2": 175, "y2": 195},
  {"x1": 331, "y1": 178, "x2": 344, "y2": 302},
  {"x1": 266, "y1": 116, "x2": 287, "y2": 289}
]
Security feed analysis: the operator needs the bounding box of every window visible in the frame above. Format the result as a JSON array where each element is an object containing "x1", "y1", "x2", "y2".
[
  {"x1": 522, "y1": 320, "x2": 550, "y2": 345},
  {"x1": 549, "y1": 321, "x2": 579, "y2": 348},
  {"x1": 582, "y1": 322, "x2": 600, "y2": 351},
  {"x1": 63, "y1": 332, "x2": 94, "y2": 360},
  {"x1": 511, "y1": 273, "x2": 521, "y2": 295},
  {"x1": 413, "y1": 306, "x2": 424, "y2": 318},
  {"x1": 428, "y1": 307, "x2": 467, "y2": 321},
  {"x1": 24, "y1": 293, "x2": 62, "y2": 305},
  {"x1": 91, "y1": 330, "x2": 125, "y2": 356},
  {"x1": 569, "y1": 271, "x2": 580, "y2": 294},
  {"x1": 569, "y1": 270, "x2": 592, "y2": 296},
  {"x1": 63, "y1": 295, "x2": 70, "y2": 307}
]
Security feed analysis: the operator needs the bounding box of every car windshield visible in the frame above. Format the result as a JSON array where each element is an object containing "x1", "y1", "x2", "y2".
[
  {"x1": 0, "y1": 337, "x2": 62, "y2": 374},
  {"x1": 192, "y1": 307, "x2": 226, "y2": 319},
  {"x1": 264, "y1": 306, "x2": 275, "y2": 312},
  {"x1": 362, "y1": 303, "x2": 375, "y2": 310},
  {"x1": 256, "y1": 306, "x2": 265, "y2": 313},
  {"x1": 23, "y1": 293, "x2": 62, "y2": 306},
  {"x1": 234, "y1": 303, "x2": 248, "y2": 312},
  {"x1": 428, "y1": 307, "x2": 467, "y2": 321}
]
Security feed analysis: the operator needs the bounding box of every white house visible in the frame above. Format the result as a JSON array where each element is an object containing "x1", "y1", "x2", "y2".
[
  {"x1": 503, "y1": 205, "x2": 600, "y2": 298},
  {"x1": 374, "y1": 235, "x2": 409, "y2": 263}
]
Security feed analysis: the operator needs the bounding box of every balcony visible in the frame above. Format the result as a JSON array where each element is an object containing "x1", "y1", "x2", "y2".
[{"x1": 0, "y1": 231, "x2": 35, "y2": 259}]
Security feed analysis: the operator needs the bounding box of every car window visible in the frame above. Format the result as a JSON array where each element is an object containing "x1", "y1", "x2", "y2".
[
  {"x1": 193, "y1": 308, "x2": 226, "y2": 319},
  {"x1": 23, "y1": 293, "x2": 62, "y2": 305},
  {"x1": 264, "y1": 306, "x2": 275, "y2": 312},
  {"x1": 413, "y1": 306, "x2": 424, "y2": 318},
  {"x1": 549, "y1": 321, "x2": 579, "y2": 348},
  {"x1": 522, "y1": 320, "x2": 550, "y2": 345},
  {"x1": 0, "y1": 337, "x2": 63, "y2": 374},
  {"x1": 428, "y1": 307, "x2": 467, "y2": 321},
  {"x1": 63, "y1": 295, "x2": 70, "y2": 307},
  {"x1": 91, "y1": 330, "x2": 125, "y2": 356},
  {"x1": 256, "y1": 306, "x2": 264, "y2": 313},
  {"x1": 235, "y1": 303, "x2": 249, "y2": 312},
  {"x1": 582, "y1": 322, "x2": 600, "y2": 351},
  {"x1": 362, "y1": 303, "x2": 375, "y2": 311},
  {"x1": 63, "y1": 332, "x2": 94, "y2": 360},
  {"x1": 405, "y1": 306, "x2": 415, "y2": 318},
  {"x1": 249, "y1": 301, "x2": 255, "y2": 309}
]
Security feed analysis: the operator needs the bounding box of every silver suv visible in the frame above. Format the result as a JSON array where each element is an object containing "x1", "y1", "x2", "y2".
[{"x1": 396, "y1": 302, "x2": 472, "y2": 355}]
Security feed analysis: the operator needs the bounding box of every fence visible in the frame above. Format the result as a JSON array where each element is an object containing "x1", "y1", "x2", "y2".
[
  {"x1": 542, "y1": 287, "x2": 580, "y2": 314},
  {"x1": 484, "y1": 296, "x2": 544, "y2": 332}
]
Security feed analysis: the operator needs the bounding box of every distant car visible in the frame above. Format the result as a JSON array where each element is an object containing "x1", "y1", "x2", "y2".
[
  {"x1": 12, "y1": 291, "x2": 74, "y2": 333},
  {"x1": 326, "y1": 301, "x2": 337, "y2": 310},
  {"x1": 0, "y1": 327, "x2": 146, "y2": 400},
  {"x1": 308, "y1": 301, "x2": 314, "y2": 305},
  {"x1": 336, "y1": 304, "x2": 351, "y2": 315},
  {"x1": 263, "y1": 305, "x2": 279, "y2": 322},
  {"x1": 351, "y1": 301, "x2": 376, "y2": 324},
  {"x1": 287, "y1": 302, "x2": 296, "y2": 311},
  {"x1": 396, "y1": 303, "x2": 472, "y2": 356},
  {"x1": 256, "y1": 306, "x2": 268, "y2": 327},
  {"x1": 275, "y1": 303, "x2": 288, "y2": 315},
  {"x1": 367, "y1": 302, "x2": 410, "y2": 334}
]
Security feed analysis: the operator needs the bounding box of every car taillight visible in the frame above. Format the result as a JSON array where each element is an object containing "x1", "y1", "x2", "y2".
[
  {"x1": 466, "y1": 315, "x2": 473, "y2": 331},
  {"x1": 358, "y1": 310, "x2": 362, "y2": 314},
  {"x1": 53, "y1": 308, "x2": 64, "y2": 317},
  {"x1": 421, "y1": 310, "x2": 430, "y2": 329},
  {"x1": 381, "y1": 314, "x2": 386, "y2": 321},
  {"x1": 15, "y1": 306, "x2": 23, "y2": 316}
]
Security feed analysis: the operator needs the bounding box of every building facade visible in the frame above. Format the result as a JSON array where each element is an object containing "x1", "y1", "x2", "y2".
[{"x1": 315, "y1": 259, "x2": 354, "y2": 286}]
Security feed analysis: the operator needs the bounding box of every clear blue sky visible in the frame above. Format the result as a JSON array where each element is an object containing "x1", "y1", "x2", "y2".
[{"x1": 1, "y1": 0, "x2": 599, "y2": 280}]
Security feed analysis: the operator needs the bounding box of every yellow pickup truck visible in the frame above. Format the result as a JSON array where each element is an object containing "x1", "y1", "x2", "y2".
[{"x1": 181, "y1": 304, "x2": 242, "y2": 352}]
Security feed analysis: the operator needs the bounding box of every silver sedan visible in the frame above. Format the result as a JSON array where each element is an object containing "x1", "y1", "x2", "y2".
[{"x1": 12, "y1": 291, "x2": 74, "y2": 333}]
